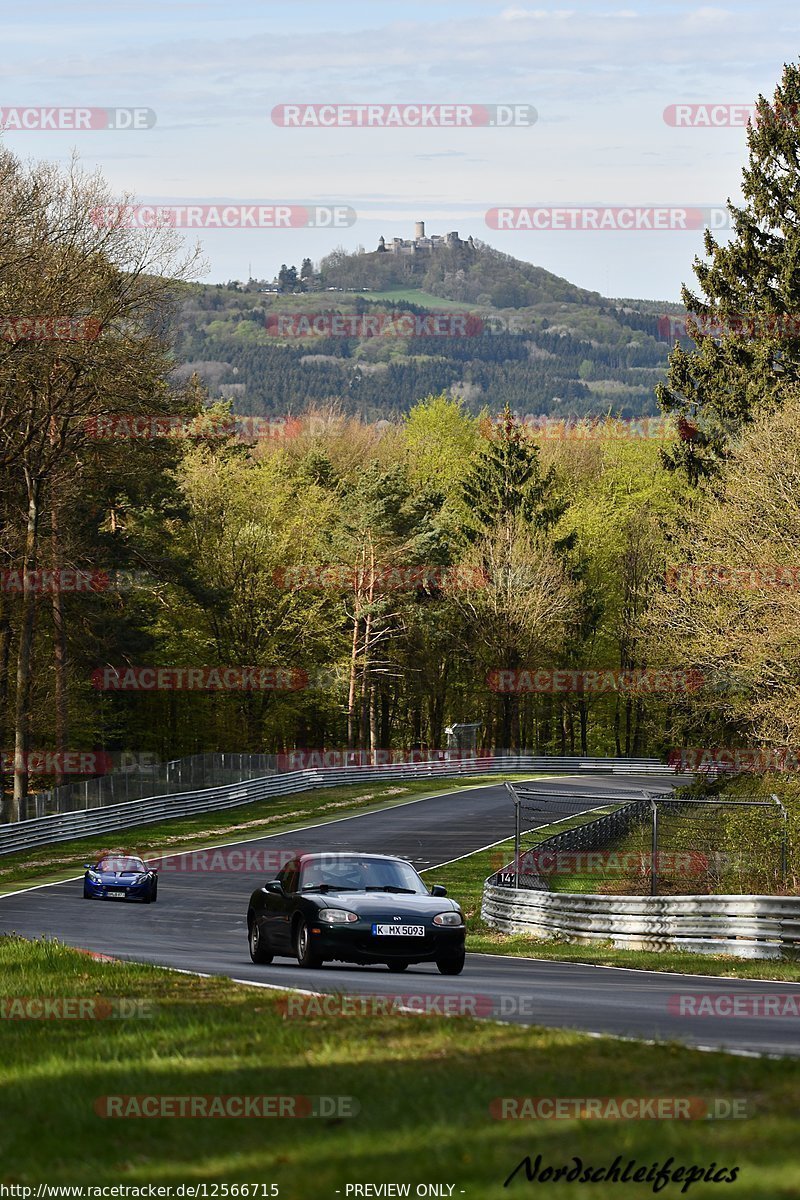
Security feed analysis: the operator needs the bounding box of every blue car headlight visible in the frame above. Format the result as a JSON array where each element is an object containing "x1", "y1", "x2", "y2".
[
  {"x1": 87, "y1": 871, "x2": 101, "y2": 883},
  {"x1": 433, "y1": 911, "x2": 464, "y2": 926}
]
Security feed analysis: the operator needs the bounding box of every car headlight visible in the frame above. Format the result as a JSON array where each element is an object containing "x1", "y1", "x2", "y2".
[
  {"x1": 319, "y1": 909, "x2": 359, "y2": 924},
  {"x1": 433, "y1": 911, "x2": 463, "y2": 926},
  {"x1": 135, "y1": 874, "x2": 148, "y2": 883},
  {"x1": 87, "y1": 871, "x2": 101, "y2": 882}
]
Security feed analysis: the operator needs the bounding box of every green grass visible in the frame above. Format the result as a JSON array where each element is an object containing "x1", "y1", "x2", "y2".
[
  {"x1": 0, "y1": 936, "x2": 797, "y2": 1196},
  {"x1": 426, "y1": 829, "x2": 800, "y2": 983},
  {"x1": 0, "y1": 775, "x2": 536, "y2": 894},
  {"x1": 332, "y1": 288, "x2": 477, "y2": 310}
]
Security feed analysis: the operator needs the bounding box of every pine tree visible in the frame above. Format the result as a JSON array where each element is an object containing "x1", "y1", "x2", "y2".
[
  {"x1": 658, "y1": 63, "x2": 800, "y2": 482},
  {"x1": 461, "y1": 406, "x2": 567, "y2": 535}
]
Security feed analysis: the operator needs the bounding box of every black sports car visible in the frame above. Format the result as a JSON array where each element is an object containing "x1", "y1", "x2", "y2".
[
  {"x1": 246, "y1": 852, "x2": 465, "y2": 974},
  {"x1": 83, "y1": 854, "x2": 158, "y2": 903}
]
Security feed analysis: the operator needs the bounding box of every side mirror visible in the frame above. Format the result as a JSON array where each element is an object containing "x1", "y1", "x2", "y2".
[
  {"x1": 430, "y1": 884, "x2": 447, "y2": 897},
  {"x1": 83, "y1": 864, "x2": 94, "y2": 870},
  {"x1": 262, "y1": 879, "x2": 283, "y2": 894}
]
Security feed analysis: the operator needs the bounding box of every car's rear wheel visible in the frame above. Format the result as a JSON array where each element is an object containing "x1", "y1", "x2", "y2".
[
  {"x1": 387, "y1": 960, "x2": 409, "y2": 972},
  {"x1": 249, "y1": 919, "x2": 273, "y2": 964},
  {"x1": 295, "y1": 920, "x2": 323, "y2": 968},
  {"x1": 436, "y1": 950, "x2": 465, "y2": 976}
]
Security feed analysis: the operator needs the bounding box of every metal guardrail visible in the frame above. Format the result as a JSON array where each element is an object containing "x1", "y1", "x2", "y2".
[
  {"x1": 0, "y1": 756, "x2": 670, "y2": 856},
  {"x1": 481, "y1": 884, "x2": 800, "y2": 960}
]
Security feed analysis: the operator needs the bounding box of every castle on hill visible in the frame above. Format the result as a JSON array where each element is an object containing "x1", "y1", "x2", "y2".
[{"x1": 376, "y1": 221, "x2": 475, "y2": 256}]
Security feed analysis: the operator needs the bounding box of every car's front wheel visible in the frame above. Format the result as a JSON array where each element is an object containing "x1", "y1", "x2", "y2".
[
  {"x1": 249, "y1": 919, "x2": 273, "y2": 964},
  {"x1": 295, "y1": 920, "x2": 323, "y2": 968},
  {"x1": 83, "y1": 883, "x2": 92, "y2": 900},
  {"x1": 145, "y1": 880, "x2": 158, "y2": 904},
  {"x1": 436, "y1": 950, "x2": 465, "y2": 976},
  {"x1": 387, "y1": 960, "x2": 409, "y2": 972}
]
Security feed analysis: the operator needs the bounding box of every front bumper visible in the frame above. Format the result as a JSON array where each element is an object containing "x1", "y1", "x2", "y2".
[
  {"x1": 309, "y1": 922, "x2": 465, "y2": 964},
  {"x1": 85, "y1": 880, "x2": 151, "y2": 901}
]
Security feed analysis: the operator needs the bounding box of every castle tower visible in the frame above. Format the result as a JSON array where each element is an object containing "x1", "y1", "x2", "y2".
[{"x1": 414, "y1": 220, "x2": 425, "y2": 240}]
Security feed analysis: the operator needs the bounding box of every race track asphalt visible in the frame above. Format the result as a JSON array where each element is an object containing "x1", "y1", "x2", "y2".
[{"x1": 2, "y1": 772, "x2": 798, "y2": 1058}]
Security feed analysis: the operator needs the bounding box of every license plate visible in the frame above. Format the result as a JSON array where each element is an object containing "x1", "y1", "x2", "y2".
[
  {"x1": 372, "y1": 924, "x2": 425, "y2": 937},
  {"x1": 107, "y1": 890, "x2": 126, "y2": 898}
]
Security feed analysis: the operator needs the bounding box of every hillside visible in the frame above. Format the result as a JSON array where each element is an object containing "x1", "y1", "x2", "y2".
[{"x1": 171, "y1": 240, "x2": 686, "y2": 421}]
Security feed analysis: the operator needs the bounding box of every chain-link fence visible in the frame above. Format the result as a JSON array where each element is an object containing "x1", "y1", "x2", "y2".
[
  {"x1": 14, "y1": 753, "x2": 279, "y2": 820},
  {"x1": 498, "y1": 784, "x2": 789, "y2": 896}
]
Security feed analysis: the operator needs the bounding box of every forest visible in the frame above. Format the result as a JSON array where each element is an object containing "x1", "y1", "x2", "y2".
[{"x1": 3, "y1": 64, "x2": 800, "y2": 827}]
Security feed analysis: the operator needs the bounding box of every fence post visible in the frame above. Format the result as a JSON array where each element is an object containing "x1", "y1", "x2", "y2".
[
  {"x1": 773, "y1": 794, "x2": 788, "y2": 886},
  {"x1": 650, "y1": 796, "x2": 659, "y2": 897},
  {"x1": 506, "y1": 781, "x2": 521, "y2": 887}
]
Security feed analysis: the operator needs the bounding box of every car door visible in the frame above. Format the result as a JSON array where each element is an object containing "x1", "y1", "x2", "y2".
[{"x1": 263, "y1": 860, "x2": 299, "y2": 952}]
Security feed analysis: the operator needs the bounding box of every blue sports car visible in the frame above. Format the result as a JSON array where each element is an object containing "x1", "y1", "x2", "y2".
[{"x1": 83, "y1": 854, "x2": 158, "y2": 903}]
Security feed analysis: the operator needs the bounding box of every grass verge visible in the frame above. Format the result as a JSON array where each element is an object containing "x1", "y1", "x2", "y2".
[{"x1": 0, "y1": 935, "x2": 796, "y2": 1197}]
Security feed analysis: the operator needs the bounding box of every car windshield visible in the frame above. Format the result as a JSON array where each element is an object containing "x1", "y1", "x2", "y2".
[
  {"x1": 299, "y1": 856, "x2": 426, "y2": 894},
  {"x1": 96, "y1": 856, "x2": 145, "y2": 873}
]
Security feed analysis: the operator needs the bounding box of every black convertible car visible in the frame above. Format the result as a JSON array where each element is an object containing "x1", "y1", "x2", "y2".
[{"x1": 246, "y1": 851, "x2": 466, "y2": 974}]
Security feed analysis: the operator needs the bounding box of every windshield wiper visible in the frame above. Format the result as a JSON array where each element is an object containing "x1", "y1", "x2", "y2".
[
  {"x1": 365, "y1": 886, "x2": 418, "y2": 893},
  {"x1": 301, "y1": 884, "x2": 359, "y2": 892}
]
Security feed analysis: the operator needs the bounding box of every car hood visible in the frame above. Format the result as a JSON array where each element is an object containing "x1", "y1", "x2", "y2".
[
  {"x1": 313, "y1": 891, "x2": 460, "y2": 917},
  {"x1": 92, "y1": 871, "x2": 144, "y2": 883}
]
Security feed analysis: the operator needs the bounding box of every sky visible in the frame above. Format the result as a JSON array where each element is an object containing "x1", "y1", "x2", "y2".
[{"x1": 2, "y1": 0, "x2": 797, "y2": 300}]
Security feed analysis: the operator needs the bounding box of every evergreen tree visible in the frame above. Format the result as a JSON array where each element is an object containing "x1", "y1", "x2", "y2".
[
  {"x1": 461, "y1": 406, "x2": 567, "y2": 536},
  {"x1": 658, "y1": 63, "x2": 800, "y2": 482}
]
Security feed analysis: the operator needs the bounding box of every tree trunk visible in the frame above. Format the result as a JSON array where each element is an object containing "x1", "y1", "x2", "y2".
[
  {"x1": 51, "y1": 505, "x2": 68, "y2": 786},
  {"x1": 0, "y1": 595, "x2": 12, "y2": 819},
  {"x1": 12, "y1": 476, "x2": 41, "y2": 821},
  {"x1": 579, "y1": 699, "x2": 588, "y2": 755},
  {"x1": 346, "y1": 591, "x2": 361, "y2": 749}
]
